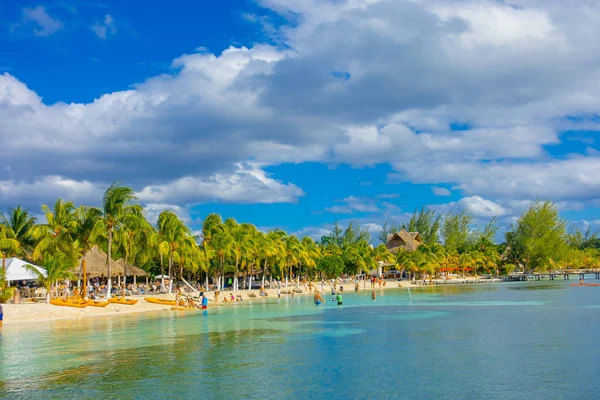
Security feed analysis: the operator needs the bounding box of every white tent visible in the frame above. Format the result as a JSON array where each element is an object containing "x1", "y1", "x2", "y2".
[
  {"x1": 155, "y1": 274, "x2": 170, "y2": 279},
  {"x1": 3, "y1": 258, "x2": 47, "y2": 282}
]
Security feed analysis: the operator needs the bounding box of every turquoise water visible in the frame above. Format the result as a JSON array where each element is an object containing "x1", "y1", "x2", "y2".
[{"x1": 1, "y1": 281, "x2": 600, "y2": 399}]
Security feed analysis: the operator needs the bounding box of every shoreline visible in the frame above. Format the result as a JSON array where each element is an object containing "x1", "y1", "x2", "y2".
[{"x1": 0, "y1": 277, "x2": 498, "y2": 326}]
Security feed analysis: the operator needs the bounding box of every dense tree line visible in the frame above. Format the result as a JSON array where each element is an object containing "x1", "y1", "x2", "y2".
[{"x1": 1, "y1": 184, "x2": 599, "y2": 302}]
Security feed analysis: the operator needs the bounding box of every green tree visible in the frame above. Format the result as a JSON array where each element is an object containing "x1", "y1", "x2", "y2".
[
  {"x1": 442, "y1": 211, "x2": 473, "y2": 253},
  {"x1": 25, "y1": 255, "x2": 76, "y2": 303},
  {"x1": 31, "y1": 199, "x2": 79, "y2": 262},
  {"x1": 97, "y1": 183, "x2": 142, "y2": 299},
  {"x1": 506, "y1": 200, "x2": 568, "y2": 272},
  {"x1": 317, "y1": 255, "x2": 345, "y2": 278},
  {"x1": 0, "y1": 205, "x2": 36, "y2": 258}
]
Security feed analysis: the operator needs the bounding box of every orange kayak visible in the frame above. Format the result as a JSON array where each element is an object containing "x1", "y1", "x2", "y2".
[
  {"x1": 50, "y1": 299, "x2": 87, "y2": 308},
  {"x1": 570, "y1": 283, "x2": 600, "y2": 287},
  {"x1": 145, "y1": 297, "x2": 177, "y2": 306},
  {"x1": 108, "y1": 297, "x2": 138, "y2": 305},
  {"x1": 86, "y1": 300, "x2": 110, "y2": 307}
]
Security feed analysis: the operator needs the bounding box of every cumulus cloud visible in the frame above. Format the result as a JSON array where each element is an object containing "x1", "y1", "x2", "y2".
[
  {"x1": 136, "y1": 163, "x2": 304, "y2": 204},
  {"x1": 3, "y1": 0, "x2": 600, "y2": 220},
  {"x1": 22, "y1": 6, "x2": 63, "y2": 36}
]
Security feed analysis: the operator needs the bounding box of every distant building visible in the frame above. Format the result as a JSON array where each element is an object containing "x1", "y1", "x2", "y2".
[{"x1": 385, "y1": 229, "x2": 423, "y2": 253}]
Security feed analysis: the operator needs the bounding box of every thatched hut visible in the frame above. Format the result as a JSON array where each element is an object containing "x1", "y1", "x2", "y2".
[
  {"x1": 75, "y1": 245, "x2": 123, "y2": 277},
  {"x1": 115, "y1": 258, "x2": 148, "y2": 277},
  {"x1": 385, "y1": 229, "x2": 423, "y2": 253}
]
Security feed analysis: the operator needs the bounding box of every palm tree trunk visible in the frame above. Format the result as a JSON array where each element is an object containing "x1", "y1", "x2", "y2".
[
  {"x1": 82, "y1": 258, "x2": 87, "y2": 299},
  {"x1": 168, "y1": 254, "x2": 173, "y2": 293},
  {"x1": 160, "y1": 253, "x2": 165, "y2": 290},
  {"x1": 124, "y1": 254, "x2": 128, "y2": 286},
  {"x1": 234, "y1": 256, "x2": 239, "y2": 292},
  {"x1": 220, "y1": 256, "x2": 225, "y2": 291},
  {"x1": 107, "y1": 230, "x2": 113, "y2": 299},
  {"x1": 262, "y1": 259, "x2": 267, "y2": 287}
]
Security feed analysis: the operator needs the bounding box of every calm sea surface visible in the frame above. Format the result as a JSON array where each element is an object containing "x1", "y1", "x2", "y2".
[{"x1": 1, "y1": 281, "x2": 599, "y2": 399}]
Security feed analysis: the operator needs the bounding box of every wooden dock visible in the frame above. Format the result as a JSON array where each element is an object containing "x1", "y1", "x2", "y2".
[{"x1": 502, "y1": 270, "x2": 600, "y2": 282}]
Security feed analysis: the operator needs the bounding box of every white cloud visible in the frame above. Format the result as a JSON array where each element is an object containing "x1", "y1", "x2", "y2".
[
  {"x1": 23, "y1": 6, "x2": 63, "y2": 36},
  {"x1": 4, "y1": 0, "x2": 600, "y2": 218},
  {"x1": 432, "y1": 187, "x2": 451, "y2": 196},
  {"x1": 325, "y1": 196, "x2": 380, "y2": 214},
  {"x1": 456, "y1": 196, "x2": 509, "y2": 218},
  {"x1": 136, "y1": 163, "x2": 304, "y2": 204},
  {"x1": 143, "y1": 203, "x2": 191, "y2": 224},
  {"x1": 0, "y1": 176, "x2": 103, "y2": 206},
  {"x1": 91, "y1": 14, "x2": 116, "y2": 39}
]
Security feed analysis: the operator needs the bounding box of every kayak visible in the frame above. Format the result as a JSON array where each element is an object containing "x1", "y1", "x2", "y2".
[
  {"x1": 145, "y1": 297, "x2": 177, "y2": 306},
  {"x1": 170, "y1": 306, "x2": 199, "y2": 311},
  {"x1": 570, "y1": 283, "x2": 600, "y2": 287},
  {"x1": 108, "y1": 297, "x2": 138, "y2": 305},
  {"x1": 50, "y1": 299, "x2": 87, "y2": 308},
  {"x1": 86, "y1": 300, "x2": 110, "y2": 307}
]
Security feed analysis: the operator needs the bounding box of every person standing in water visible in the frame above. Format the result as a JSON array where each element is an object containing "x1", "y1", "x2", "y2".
[
  {"x1": 0, "y1": 303, "x2": 3, "y2": 328},
  {"x1": 371, "y1": 289, "x2": 376, "y2": 300},
  {"x1": 336, "y1": 291, "x2": 343, "y2": 306},
  {"x1": 201, "y1": 294, "x2": 209, "y2": 310},
  {"x1": 314, "y1": 290, "x2": 323, "y2": 305}
]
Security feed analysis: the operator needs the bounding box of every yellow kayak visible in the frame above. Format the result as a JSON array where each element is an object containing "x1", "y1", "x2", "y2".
[
  {"x1": 145, "y1": 297, "x2": 177, "y2": 306},
  {"x1": 170, "y1": 306, "x2": 199, "y2": 311},
  {"x1": 86, "y1": 300, "x2": 110, "y2": 307},
  {"x1": 108, "y1": 297, "x2": 138, "y2": 305},
  {"x1": 50, "y1": 299, "x2": 88, "y2": 308}
]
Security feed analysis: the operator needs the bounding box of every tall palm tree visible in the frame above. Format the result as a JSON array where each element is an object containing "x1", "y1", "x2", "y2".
[
  {"x1": 284, "y1": 235, "x2": 301, "y2": 288},
  {"x1": 73, "y1": 206, "x2": 102, "y2": 295},
  {"x1": 0, "y1": 205, "x2": 36, "y2": 258},
  {"x1": 0, "y1": 225, "x2": 20, "y2": 302},
  {"x1": 225, "y1": 219, "x2": 255, "y2": 291},
  {"x1": 31, "y1": 199, "x2": 78, "y2": 262},
  {"x1": 153, "y1": 210, "x2": 193, "y2": 293},
  {"x1": 25, "y1": 255, "x2": 76, "y2": 303},
  {"x1": 96, "y1": 183, "x2": 142, "y2": 299}
]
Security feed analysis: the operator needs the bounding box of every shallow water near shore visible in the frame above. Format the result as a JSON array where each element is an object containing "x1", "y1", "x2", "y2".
[{"x1": 1, "y1": 281, "x2": 600, "y2": 399}]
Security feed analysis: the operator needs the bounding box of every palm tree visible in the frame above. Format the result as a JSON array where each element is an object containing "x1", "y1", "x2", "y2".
[
  {"x1": 152, "y1": 210, "x2": 193, "y2": 293},
  {"x1": 31, "y1": 199, "x2": 79, "y2": 262},
  {"x1": 96, "y1": 183, "x2": 142, "y2": 299},
  {"x1": 73, "y1": 206, "x2": 102, "y2": 296},
  {"x1": 117, "y1": 214, "x2": 153, "y2": 285},
  {"x1": 0, "y1": 225, "x2": 20, "y2": 302},
  {"x1": 226, "y1": 219, "x2": 255, "y2": 291},
  {"x1": 284, "y1": 235, "x2": 301, "y2": 288},
  {"x1": 0, "y1": 205, "x2": 36, "y2": 258},
  {"x1": 25, "y1": 255, "x2": 76, "y2": 303}
]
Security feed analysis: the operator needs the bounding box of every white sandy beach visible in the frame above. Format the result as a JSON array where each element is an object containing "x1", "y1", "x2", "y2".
[{"x1": 1, "y1": 277, "x2": 487, "y2": 326}]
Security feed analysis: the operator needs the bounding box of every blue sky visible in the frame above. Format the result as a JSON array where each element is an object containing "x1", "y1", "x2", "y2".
[{"x1": 1, "y1": 0, "x2": 600, "y2": 242}]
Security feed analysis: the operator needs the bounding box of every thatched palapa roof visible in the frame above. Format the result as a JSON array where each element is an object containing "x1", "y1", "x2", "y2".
[
  {"x1": 74, "y1": 245, "x2": 123, "y2": 277},
  {"x1": 116, "y1": 258, "x2": 148, "y2": 277},
  {"x1": 385, "y1": 229, "x2": 423, "y2": 253}
]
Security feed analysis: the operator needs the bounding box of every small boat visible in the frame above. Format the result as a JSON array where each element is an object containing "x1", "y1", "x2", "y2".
[
  {"x1": 50, "y1": 299, "x2": 87, "y2": 308},
  {"x1": 108, "y1": 297, "x2": 138, "y2": 305},
  {"x1": 145, "y1": 297, "x2": 177, "y2": 306},
  {"x1": 570, "y1": 283, "x2": 600, "y2": 287},
  {"x1": 86, "y1": 300, "x2": 110, "y2": 307}
]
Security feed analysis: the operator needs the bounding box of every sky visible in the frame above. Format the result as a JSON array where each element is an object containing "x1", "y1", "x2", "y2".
[{"x1": 1, "y1": 0, "x2": 600, "y2": 243}]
